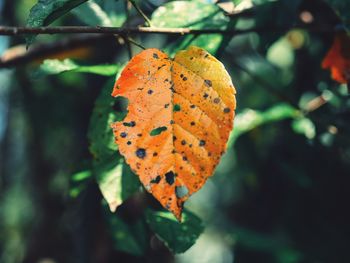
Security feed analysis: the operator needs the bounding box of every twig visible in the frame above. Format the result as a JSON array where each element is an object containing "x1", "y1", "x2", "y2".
[
  {"x1": 127, "y1": 37, "x2": 146, "y2": 50},
  {"x1": 0, "y1": 25, "x2": 336, "y2": 36},
  {"x1": 304, "y1": 95, "x2": 328, "y2": 113},
  {"x1": 128, "y1": 0, "x2": 152, "y2": 27},
  {"x1": 0, "y1": 34, "x2": 117, "y2": 68}
]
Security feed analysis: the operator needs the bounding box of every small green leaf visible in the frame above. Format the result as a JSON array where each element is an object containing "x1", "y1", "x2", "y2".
[
  {"x1": 69, "y1": 169, "x2": 93, "y2": 198},
  {"x1": 88, "y1": 78, "x2": 124, "y2": 160},
  {"x1": 146, "y1": 208, "x2": 204, "y2": 253},
  {"x1": 72, "y1": 1, "x2": 113, "y2": 26},
  {"x1": 38, "y1": 59, "x2": 120, "y2": 76},
  {"x1": 232, "y1": 0, "x2": 243, "y2": 5},
  {"x1": 228, "y1": 103, "x2": 299, "y2": 146},
  {"x1": 88, "y1": 77, "x2": 140, "y2": 211},
  {"x1": 151, "y1": 1, "x2": 229, "y2": 54},
  {"x1": 292, "y1": 117, "x2": 316, "y2": 139},
  {"x1": 104, "y1": 207, "x2": 148, "y2": 256},
  {"x1": 95, "y1": 156, "x2": 140, "y2": 212},
  {"x1": 26, "y1": 0, "x2": 88, "y2": 45}
]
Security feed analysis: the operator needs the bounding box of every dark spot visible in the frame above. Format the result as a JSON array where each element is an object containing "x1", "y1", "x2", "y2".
[
  {"x1": 135, "y1": 148, "x2": 146, "y2": 159},
  {"x1": 127, "y1": 141, "x2": 132, "y2": 145},
  {"x1": 203, "y1": 93, "x2": 209, "y2": 99},
  {"x1": 199, "y1": 140, "x2": 206, "y2": 146},
  {"x1": 172, "y1": 150, "x2": 176, "y2": 154},
  {"x1": 189, "y1": 144, "x2": 192, "y2": 148},
  {"x1": 181, "y1": 140, "x2": 187, "y2": 145},
  {"x1": 183, "y1": 156, "x2": 188, "y2": 161},
  {"x1": 170, "y1": 85, "x2": 175, "y2": 93},
  {"x1": 183, "y1": 77, "x2": 188, "y2": 81},
  {"x1": 170, "y1": 120, "x2": 175, "y2": 124},
  {"x1": 137, "y1": 133, "x2": 142, "y2": 137},
  {"x1": 164, "y1": 78, "x2": 169, "y2": 82},
  {"x1": 204, "y1": 54, "x2": 209, "y2": 58},
  {"x1": 180, "y1": 74, "x2": 184, "y2": 78},
  {"x1": 180, "y1": 166, "x2": 183, "y2": 170},
  {"x1": 173, "y1": 136, "x2": 177, "y2": 141},
  {"x1": 151, "y1": 175, "x2": 161, "y2": 184},
  {"x1": 153, "y1": 53, "x2": 159, "y2": 59},
  {"x1": 123, "y1": 121, "x2": 136, "y2": 127},
  {"x1": 190, "y1": 121, "x2": 195, "y2": 126},
  {"x1": 224, "y1": 107, "x2": 231, "y2": 113},
  {"x1": 147, "y1": 89, "x2": 153, "y2": 95},
  {"x1": 153, "y1": 152, "x2": 158, "y2": 157},
  {"x1": 204, "y1": 79, "x2": 212, "y2": 87},
  {"x1": 120, "y1": 132, "x2": 127, "y2": 138},
  {"x1": 164, "y1": 103, "x2": 170, "y2": 108},
  {"x1": 150, "y1": 126, "x2": 167, "y2": 136},
  {"x1": 190, "y1": 57, "x2": 194, "y2": 60},
  {"x1": 213, "y1": 98, "x2": 220, "y2": 104},
  {"x1": 173, "y1": 104, "x2": 181, "y2": 112},
  {"x1": 208, "y1": 152, "x2": 212, "y2": 156},
  {"x1": 190, "y1": 105, "x2": 196, "y2": 109},
  {"x1": 200, "y1": 166, "x2": 205, "y2": 172},
  {"x1": 136, "y1": 163, "x2": 141, "y2": 169},
  {"x1": 165, "y1": 171, "x2": 175, "y2": 185}
]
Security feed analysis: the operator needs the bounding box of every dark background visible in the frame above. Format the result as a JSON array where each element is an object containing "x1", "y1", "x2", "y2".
[{"x1": 1, "y1": 0, "x2": 350, "y2": 262}]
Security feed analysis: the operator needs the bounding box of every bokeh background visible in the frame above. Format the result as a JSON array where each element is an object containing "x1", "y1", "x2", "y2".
[{"x1": 1, "y1": 0, "x2": 350, "y2": 262}]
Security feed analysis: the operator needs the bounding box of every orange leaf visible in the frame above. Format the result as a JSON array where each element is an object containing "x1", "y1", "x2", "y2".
[
  {"x1": 111, "y1": 46, "x2": 236, "y2": 220},
  {"x1": 322, "y1": 32, "x2": 350, "y2": 84}
]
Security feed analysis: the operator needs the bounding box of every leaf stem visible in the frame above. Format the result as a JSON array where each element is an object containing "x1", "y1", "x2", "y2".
[{"x1": 128, "y1": 0, "x2": 152, "y2": 27}]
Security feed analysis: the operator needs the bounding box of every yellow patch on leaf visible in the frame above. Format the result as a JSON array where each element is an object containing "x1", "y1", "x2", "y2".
[
  {"x1": 322, "y1": 32, "x2": 350, "y2": 84},
  {"x1": 111, "y1": 46, "x2": 236, "y2": 220}
]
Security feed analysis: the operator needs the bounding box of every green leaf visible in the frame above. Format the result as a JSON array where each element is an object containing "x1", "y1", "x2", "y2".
[
  {"x1": 324, "y1": 0, "x2": 350, "y2": 25},
  {"x1": 95, "y1": 156, "x2": 140, "y2": 212},
  {"x1": 88, "y1": 78, "x2": 123, "y2": 160},
  {"x1": 292, "y1": 117, "x2": 316, "y2": 140},
  {"x1": 145, "y1": 208, "x2": 204, "y2": 253},
  {"x1": 69, "y1": 169, "x2": 93, "y2": 198},
  {"x1": 72, "y1": 1, "x2": 113, "y2": 26},
  {"x1": 38, "y1": 59, "x2": 120, "y2": 76},
  {"x1": 228, "y1": 103, "x2": 299, "y2": 146},
  {"x1": 88, "y1": 77, "x2": 140, "y2": 211},
  {"x1": 104, "y1": 207, "x2": 148, "y2": 256},
  {"x1": 232, "y1": 0, "x2": 243, "y2": 5},
  {"x1": 26, "y1": 0, "x2": 88, "y2": 44},
  {"x1": 151, "y1": 1, "x2": 229, "y2": 54}
]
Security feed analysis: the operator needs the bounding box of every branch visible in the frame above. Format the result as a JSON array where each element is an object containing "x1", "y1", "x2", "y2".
[
  {"x1": 0, "y1": 34, "x2": 118, "y2": 68},
  {"x1": 0, "y1": 25, "x2": 336, "y2": 36}
]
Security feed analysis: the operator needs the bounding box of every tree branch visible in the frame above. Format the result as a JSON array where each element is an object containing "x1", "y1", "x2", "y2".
[{"x1": 0, "y1": 25, "x2": 336, "y2": 36}]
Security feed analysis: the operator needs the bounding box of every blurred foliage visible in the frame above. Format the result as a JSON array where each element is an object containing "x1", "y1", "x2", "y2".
[{"x1": 1, "y1": 0, "x2": 350, "y2": 262}]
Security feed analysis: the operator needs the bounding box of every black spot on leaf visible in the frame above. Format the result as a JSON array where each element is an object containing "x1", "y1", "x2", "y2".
[
  {"x1": 204, "y1": 79, "x2": 212, "y2": 87},
  {"x1": 173, "y1": 104, "x2": 181, "y2": 112},
  {"x1": 151, "y1": 175, "x2": 161, "y2": 184},
  {"x1": 123, "y1": 121, "x2": 136, "y2": 127},
  {"x1": 224, "y1": 107, "x2": 231, "y2": 113},
  {"x1": 136, "y1": 148, "x2": 146, "y2": 159},
  {"x1": 165, "y1": 171, "x2": 175, "y2": 185}
]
